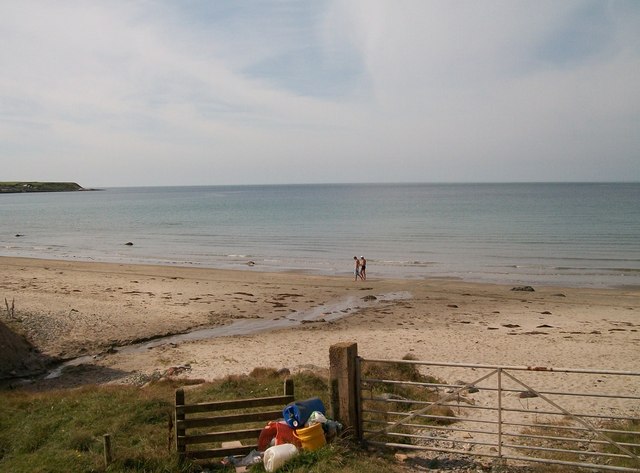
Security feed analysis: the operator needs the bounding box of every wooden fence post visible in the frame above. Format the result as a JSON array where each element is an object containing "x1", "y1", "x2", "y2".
[
  {"x1": 103, "y1": 434, "x2": 112, "y2": 467},
  {"x1": 284, "y1": 377, "x2": 294, "y2": 397},
  {"x1": 175, "y1": 388, "x2": 186, "y2": 462},
  {"x1": 329, "y1": 342, "x2": 360, "y2": 440}
]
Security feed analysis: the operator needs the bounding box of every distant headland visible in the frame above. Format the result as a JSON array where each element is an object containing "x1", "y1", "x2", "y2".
[{"x1": 0, "y1": 182, "x2": 96, "y2": 193}]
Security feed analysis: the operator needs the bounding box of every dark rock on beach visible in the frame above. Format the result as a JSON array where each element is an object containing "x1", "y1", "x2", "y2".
[{"x1": 511, "y1": 286, "x2": 535, "y2": 292}]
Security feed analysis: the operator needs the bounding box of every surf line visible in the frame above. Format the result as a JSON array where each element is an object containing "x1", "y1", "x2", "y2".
[{"x1": 45, "y1": 291, "x2": 411, "y2": 379}]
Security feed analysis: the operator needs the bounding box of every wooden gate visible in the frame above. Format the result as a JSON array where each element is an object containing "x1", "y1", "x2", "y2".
[{"x1": 175, "y1": 379, "x2": 294, "y2": 462}]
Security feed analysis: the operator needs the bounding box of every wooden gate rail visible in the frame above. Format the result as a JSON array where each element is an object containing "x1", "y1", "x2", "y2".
[{"x1": 175, "y1": 379, "x2": 294, "y2": 462}]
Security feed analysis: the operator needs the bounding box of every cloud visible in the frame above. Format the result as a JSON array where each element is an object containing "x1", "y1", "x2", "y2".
[
  {"x1": 333, "y1": 0, "x2": 640, "y2": 181},
  {"x1": 1, "y1": 0, "x2": 638, "y2": 185}
]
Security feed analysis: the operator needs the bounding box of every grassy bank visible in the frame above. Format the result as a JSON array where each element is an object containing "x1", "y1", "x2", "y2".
[
  {"x1": 0, "y1": 370, "x2": 404, "y2": 473},
  {"x1": 4, "y1": 363, "x2": 622, "y2": 472}
]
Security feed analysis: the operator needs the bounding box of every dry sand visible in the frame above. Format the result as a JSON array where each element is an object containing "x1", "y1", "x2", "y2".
[{"x1": 2, "y1": 256, "x2": 639, "y2": 386}]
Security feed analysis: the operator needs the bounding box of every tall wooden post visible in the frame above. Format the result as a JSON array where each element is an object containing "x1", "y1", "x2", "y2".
[
  {"x1": 175, "y1": 388, "x2": 186, "y2": 462},
  {"x1": 329, "y1": 342, "x2": 361, "y2": 440},
  {"x1": 284, "y1": 378, "x2": 294, "y2": 397}
]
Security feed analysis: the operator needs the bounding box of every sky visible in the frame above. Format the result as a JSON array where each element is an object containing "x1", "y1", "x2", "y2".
[{"x1": 1, "y1": 0, "x2": 639, "y2": 187}]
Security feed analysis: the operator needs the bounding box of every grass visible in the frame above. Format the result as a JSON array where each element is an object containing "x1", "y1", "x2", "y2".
[
  {"x1": 0, "y1": 381, "x2": 183, "y2": 473},
  {"x1": 6, "y1": 359, "x2": 629, "y2": 473},
  {"x1": 599, "y1": 419, "x2": 640, "y2": 470},
  {"x1": 518, "y1": 417, "x2": 640, "y2": 470},
  {"x1": 359, "y1": 355, "x2": 456, "y2": 445},
  {"x1": 248, "y1": 440, "x2": 399, "y2": 473},
  {"x1": 0, "y1": 369, "x2": 409, "y2": 473}
]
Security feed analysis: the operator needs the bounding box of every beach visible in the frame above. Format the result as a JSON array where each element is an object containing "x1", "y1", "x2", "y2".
[
  {"x1": 1, "y1": 256, "x2": 639, "y2": 389},
  {"x1": 4, "y1": 183, "x2": 639, "y2": 289}
]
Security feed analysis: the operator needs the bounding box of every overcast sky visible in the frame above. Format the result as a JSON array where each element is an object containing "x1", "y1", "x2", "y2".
[{"x1": 1, "y1": 1, "x2": 639, "y2": 187}]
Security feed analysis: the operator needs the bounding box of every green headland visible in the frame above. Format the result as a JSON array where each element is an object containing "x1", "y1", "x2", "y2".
[{"x1": 0, "y1": 182, "x2": 87, "y2": 193}]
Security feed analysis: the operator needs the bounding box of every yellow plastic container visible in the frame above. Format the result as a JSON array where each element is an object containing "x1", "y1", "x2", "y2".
[{"x1": 294, "y1": 423, "x2": 326, "y2": 451}]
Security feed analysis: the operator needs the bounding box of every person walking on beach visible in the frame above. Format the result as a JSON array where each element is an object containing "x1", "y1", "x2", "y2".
[
  {"x1": 360, "y1": 256, "x2": 366, "y2": 281},
  {"x1": 354, "y1": 256, "x2": 361, "y2": 281}
]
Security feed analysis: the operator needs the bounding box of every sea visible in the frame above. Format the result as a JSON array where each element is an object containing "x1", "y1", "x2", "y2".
[{"x1": 1, "y1": 183, "x2": 639, "y2": 288}]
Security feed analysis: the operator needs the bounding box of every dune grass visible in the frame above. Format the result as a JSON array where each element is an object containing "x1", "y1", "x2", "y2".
[
  {"x1": 359, "y1": 354, "x2": 456, "y2": 446},
  {"x1": 518, "y1": 417, "x2": 640, "y2": 471}
]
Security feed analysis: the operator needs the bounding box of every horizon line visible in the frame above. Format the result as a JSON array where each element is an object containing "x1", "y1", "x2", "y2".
[{"x1": 94, "y1": 180, "x2": 640, "y2": 189}]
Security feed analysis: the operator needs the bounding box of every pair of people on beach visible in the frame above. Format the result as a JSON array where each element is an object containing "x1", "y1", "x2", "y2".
[{"x1": 353, "y1": 256, "x2": 366, "y2": 281}]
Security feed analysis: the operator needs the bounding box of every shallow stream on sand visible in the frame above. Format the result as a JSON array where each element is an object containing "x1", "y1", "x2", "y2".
[{"x1": 45, "y1": 291, "x2": 411, "y2": 379}]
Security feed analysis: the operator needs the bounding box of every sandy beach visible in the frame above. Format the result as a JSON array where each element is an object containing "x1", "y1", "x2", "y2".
[{"x1": 1, "y1": 256, "x2": 639, "y2": 387}]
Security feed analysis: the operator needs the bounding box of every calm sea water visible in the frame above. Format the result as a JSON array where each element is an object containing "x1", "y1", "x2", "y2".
[{"x1": 1, "y1": 183, "x2": 639, "y2": 288}]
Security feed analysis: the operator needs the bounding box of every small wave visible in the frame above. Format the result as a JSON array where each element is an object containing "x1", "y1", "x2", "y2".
[
  {"x1": 610, "y1": 268, "x2": 640, "y2": 274},
  {"x1": 504, "y1": 264, "x2": 547, "y2": 270},
  {"x1": 378, "y1": 260, "x2": 434, "y2": 267},
  {"x1": 555, "y1": 266, "x2": 640, "y2": 273}
]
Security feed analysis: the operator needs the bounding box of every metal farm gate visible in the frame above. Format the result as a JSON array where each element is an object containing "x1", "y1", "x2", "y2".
[{"x1": 357, "y1": 358, "x2": 640, "y2": 472}]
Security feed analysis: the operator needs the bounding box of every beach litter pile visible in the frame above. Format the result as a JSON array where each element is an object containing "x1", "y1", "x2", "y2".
[{"x1": 221, "y1": 397, "x2": 342, "y2": 472}]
